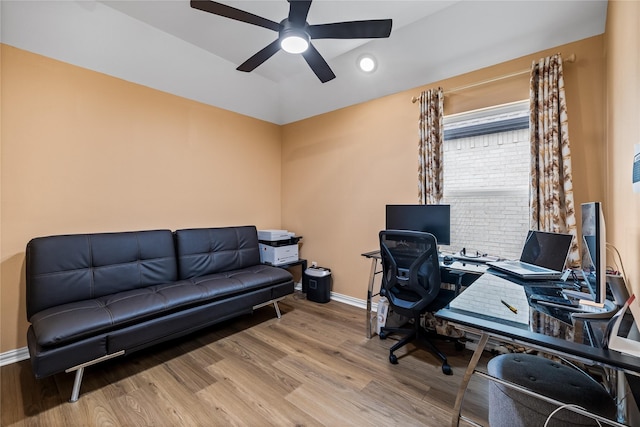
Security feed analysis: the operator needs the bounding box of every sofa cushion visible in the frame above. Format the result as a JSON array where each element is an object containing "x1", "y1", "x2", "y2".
[
  {"x1": 175, "y1": 226, "x2": 261, "y2": 279},
  {"x1": 30, "y1": 265, "x2": 292, "y2": 348},
  {"x1": 26, "y1": 230, "x2": 177, "y2": 318},
  {"x1": 190, "y1": 264, "x2": 293, "y2": 293}
]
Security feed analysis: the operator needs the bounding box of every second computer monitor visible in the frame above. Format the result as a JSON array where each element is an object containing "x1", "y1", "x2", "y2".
[
  {"x1": 385, "y1": 204, "x2": 451, "y2": 245},
  {"x1": 581, "y1": 202, "x2": 607, "y2": 305}
]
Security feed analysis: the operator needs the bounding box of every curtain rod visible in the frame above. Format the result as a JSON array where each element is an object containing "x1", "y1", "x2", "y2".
[{"x1": 411, "y1": 53, "x2": 576, "y2": 103}]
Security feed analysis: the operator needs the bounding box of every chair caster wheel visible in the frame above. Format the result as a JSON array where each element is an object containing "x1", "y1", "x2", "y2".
[
  {"x1": 379, "y1": 331, "x2": 387, "y2": 340},
  {"x1": 389, "y1": 354, "x2": 398, "y2": 364},
  {"x1": 442, "y1": 364, "x2": 453, "y2": 375}
]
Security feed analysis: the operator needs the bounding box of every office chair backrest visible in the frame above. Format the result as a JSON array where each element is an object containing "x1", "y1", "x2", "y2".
[{"x1": 379, "y1": 230, "x2": 441, "y2": 307}]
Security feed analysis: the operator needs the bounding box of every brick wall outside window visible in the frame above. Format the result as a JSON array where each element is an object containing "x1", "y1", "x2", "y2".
[{"x1": 440, "y1": 123, "x2": 530, "y2": 259}]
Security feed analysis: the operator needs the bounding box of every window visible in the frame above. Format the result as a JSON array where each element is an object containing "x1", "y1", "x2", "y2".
[{"x1": 441, "y1": 101, "x2": 529, "y2": 259}]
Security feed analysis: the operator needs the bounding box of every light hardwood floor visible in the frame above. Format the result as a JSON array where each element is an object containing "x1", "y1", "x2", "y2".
[{"x1": 1, "y1": 292, "x2": 490, "y2": 426}]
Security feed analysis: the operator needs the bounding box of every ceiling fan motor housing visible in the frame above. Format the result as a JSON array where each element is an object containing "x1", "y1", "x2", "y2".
[{"x1": 279, "y1": 19, "x2": 311, "y2": 54}]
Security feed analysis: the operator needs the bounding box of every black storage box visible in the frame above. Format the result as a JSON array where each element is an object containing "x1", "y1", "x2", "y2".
[{"x1": 303, "y1": 267, "x2": 332, "y2": 303}]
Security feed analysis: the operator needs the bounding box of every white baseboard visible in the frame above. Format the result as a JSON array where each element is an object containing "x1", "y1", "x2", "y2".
[
  {"x1": 0, "y1": 347, "x2": 29, "y2": 367},
  {"x1": 330, "y1": 292, "x2": 369, "y2": 310},
  {"x1": 294, "y1": 282, "x2": 372, "y2": 311}
]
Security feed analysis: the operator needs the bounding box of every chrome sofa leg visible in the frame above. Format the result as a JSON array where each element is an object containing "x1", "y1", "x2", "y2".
[
  {"x1": 253, "y1": 296, "x2": 286, "y2": 319},
  {"x1": 273, "y1": 301, "x2": 282, "y2": 318},
  {"x1": 65, "y1": 350, "x2": 125, "y2": 402},
  {"x1": 69, "y1": 367, "x2": 84, "y2": 402}
]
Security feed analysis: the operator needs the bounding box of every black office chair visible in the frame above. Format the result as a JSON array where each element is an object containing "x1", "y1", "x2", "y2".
[{"x1": 378, "y1": 229, "x2": 456, "y2": 375}]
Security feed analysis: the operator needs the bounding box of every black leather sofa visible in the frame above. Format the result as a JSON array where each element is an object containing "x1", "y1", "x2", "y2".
[{"x1": 26, "y1": 225, "x2": 294, "y2": 402}]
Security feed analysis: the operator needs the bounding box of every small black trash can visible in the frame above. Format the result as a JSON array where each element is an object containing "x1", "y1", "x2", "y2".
[{"x1": 303, "y1": 267, "x2": 332, "y2": 303}]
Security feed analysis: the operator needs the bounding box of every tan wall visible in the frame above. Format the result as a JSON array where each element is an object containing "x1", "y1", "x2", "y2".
[
  {"x1": 605, "y1": 1, "x2": 640, "y2": 296},
  {"x1": 0, "y1": 45, "x2": 283, "y2": 352},
  {"x1": 1, "y1": 29, "x2": 627, "y2": 355},
  {"x1": 281, "y1": 35, "x2": 606, "y2": 302}
]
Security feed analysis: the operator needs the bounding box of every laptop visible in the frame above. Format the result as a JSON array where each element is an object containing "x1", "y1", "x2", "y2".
[{"x1": 487, "y1": 230, "x2": 573, "y2": 280}]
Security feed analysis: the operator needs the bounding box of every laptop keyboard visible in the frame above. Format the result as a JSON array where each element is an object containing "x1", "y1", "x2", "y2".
[
  {"x1": 520, "y1": 263, "x2": 549, "y2": 272},
  {"x1": 504, "y1": 261, "x2": 550, "y2": 273}
]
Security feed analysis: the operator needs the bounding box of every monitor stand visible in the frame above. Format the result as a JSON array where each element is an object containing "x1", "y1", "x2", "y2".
[{"x1": 571, "y1": 270, "x2": 606, "y2": 309}]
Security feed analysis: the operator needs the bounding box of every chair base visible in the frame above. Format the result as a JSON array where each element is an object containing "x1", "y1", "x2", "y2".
[{"x1": 380, "y1": 317, "x2": 455, "y2": 375}]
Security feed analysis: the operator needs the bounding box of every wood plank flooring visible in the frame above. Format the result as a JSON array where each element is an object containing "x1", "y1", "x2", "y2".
[{"x1": 1, "y1": 292, "x2": 491, "y2": 426}]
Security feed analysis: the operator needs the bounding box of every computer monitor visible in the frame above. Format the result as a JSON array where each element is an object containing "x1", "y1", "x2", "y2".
[
  {"x1": 580, "y1": 202, "x2": 607, "y2": 306},
  {"x1": 385, "y1": 204, "x2": 451, "y2": 245}
]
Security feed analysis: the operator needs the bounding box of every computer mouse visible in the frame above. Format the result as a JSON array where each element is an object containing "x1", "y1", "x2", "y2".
[{"x1": 443, "y1": 255, "x2": 454, "y2": 264}]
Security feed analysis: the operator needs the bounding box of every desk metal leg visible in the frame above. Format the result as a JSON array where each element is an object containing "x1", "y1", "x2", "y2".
[
  {"x1": 366, "y1": 257, "x2": 380, "y2": 339},
  {"x1": 451, "y1": 332, "x2": 490, "y2": 427},
  {"x1": 615, "y1": 370, "x2": 628, "y2": 424}
]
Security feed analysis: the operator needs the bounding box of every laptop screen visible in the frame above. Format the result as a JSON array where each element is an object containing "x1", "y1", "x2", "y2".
[{"x1": 520, "y1": 230, "x2": 573, "y2": 271}]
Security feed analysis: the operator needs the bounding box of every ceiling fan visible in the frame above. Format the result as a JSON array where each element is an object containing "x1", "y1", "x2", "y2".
[{"x1": 190, "y1": 0, "x2": 393, "y2": 83}]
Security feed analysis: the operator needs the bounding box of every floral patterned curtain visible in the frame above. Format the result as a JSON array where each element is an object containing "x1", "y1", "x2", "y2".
[
  {"x1": 418, "y1": 88, "x2": 444, "y2": 205},
  {"x1": 529, "y1": 54, "x2": 580, "y2": 267}
]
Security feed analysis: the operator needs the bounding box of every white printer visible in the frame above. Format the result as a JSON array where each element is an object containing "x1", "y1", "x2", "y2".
[
  {"x1": 257, "y1": 229, "x2": 292, "y2": 241},
  {"x1": 257, "y1": 229, "x2": 301, "y2": 266}
]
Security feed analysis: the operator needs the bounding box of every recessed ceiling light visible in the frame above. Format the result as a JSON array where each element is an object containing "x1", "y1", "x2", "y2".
[{"x1": 358, "y1": 54, "x2": 377, "y2": 73}]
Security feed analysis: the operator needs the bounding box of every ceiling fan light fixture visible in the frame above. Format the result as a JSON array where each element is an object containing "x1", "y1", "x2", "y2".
[
  {"x1": 191, "y1": 0, "x2": 393, "y2": 82},
  {"x1": 358, "y1": 54, "x2": 377, "y2": 73},
  {"x1": 281, "y1": 30, "x2": 309, "y2": 54}
]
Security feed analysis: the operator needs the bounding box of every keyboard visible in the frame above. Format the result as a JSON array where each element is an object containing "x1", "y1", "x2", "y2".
[
  {"x1": 576, "y1": 304, "x2": 606, "y2": 313},
  {"x1": 532, "y1": 299, "x2": 606, "y2": 314},
  {"x1": 451, "y1": 253, "x2": 500, "y2": 264},
  {"x1": 530, "y1": 294, "x2": 578, "y2": 307}
]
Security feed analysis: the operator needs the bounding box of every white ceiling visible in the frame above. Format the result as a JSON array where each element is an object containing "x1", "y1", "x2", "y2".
[{"x1": 1, "y1": 1, "x2": 608, "y2": 124}]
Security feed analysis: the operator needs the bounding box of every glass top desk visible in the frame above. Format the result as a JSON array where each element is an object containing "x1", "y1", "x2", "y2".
[{"x1": 436, "y1": 272, "x2": 640, "y2": 427}]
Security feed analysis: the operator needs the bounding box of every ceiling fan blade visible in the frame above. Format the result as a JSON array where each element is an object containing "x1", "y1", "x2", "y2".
[
  {"x1": 309, "y1": 19, "x2": 392, "y2": 39},
  {"x1": 190, "y1": 0, "x2": 281, "y2": 32},
  {"x1": 236, "y1": 39, "x2": 281, "y2": 72},
  {"x1": 288, "y1": 0, "x2": 312, "y2": 25},
  {"x1": 301, "y1": 43, "x2": 336, "y2": 83}
]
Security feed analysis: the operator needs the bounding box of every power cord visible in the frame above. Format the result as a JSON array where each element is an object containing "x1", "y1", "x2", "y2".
[
  {"x1": 543, "y1": 403, "x2": 602, "y2": 427},
  {"x1": 606, "y1": 243, "x2": 629, "y2": 286}
]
